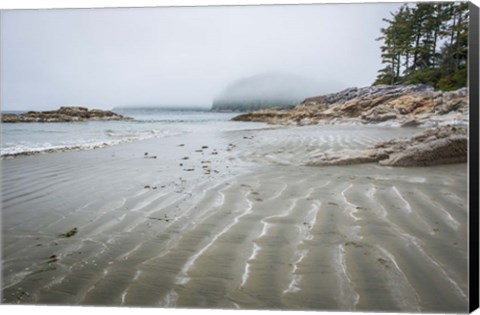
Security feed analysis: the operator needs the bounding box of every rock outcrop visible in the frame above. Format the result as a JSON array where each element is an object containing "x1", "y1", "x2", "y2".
[
  {"x1": 307, "y1": 125, "x2": 467, "y2": 167},
  {"x1": 232, "y1": 85, "x2": 468, "y2": 126},
  {"x1": 1, "y1": 106, "x2": 131, "y2": 123}
]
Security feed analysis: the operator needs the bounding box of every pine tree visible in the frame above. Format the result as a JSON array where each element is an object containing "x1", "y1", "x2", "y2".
[
  {"x1": 373, "y1": 2, "x2": 469, "y2": 90},
  {"x1": 375, "y1": 22, "x2": 397, "y2": 85}
]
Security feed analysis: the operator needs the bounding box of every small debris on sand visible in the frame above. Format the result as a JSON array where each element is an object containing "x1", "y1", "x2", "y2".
[
  {"x1": 148, "y1": 216, "x2": 170, "y2": 223},
  {"x1": 47, "y1": 255, "x2": 59, "y2": 263},
  {"x1": 303, "y1": 222, "x2": 312, "y2": 229},
  {"x1": 345, "y1": 241, "x2": 363, "y2": 248},
  {"x1": 60, "y1": 227, "x2": 78, "y2": 238},
  {"x1": 377, "y1": 258, "x2": 390, "y2": 268}
]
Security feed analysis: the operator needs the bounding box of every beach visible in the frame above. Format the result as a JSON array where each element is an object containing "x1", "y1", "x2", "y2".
[{"x1": 1, "y1": 122, "x2": 469, "y2": 312}]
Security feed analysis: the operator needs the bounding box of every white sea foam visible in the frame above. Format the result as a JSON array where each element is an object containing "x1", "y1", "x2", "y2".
[
  {"x1": 1, "y1": 110, "x2": 240, "y2": 157},
  {"x1": 1, "y1": 127, "x2": 189, "y2": 157}
]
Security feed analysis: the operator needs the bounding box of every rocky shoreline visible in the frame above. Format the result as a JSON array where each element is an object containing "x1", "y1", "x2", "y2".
[
  {"x1": 232, "y1": 84, "x2": 469, "y2": 167},
  {"x1": 1, "y1": 106, "x2": 131, "y2": 123},
  {"x1": 232, "y1": 84, "x2": 468, "y2": 127},
  {"x1": 307, "y1": 125, "x2": 467, "y2": 167}
]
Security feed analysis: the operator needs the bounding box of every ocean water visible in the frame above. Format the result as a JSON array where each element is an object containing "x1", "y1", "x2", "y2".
[{"x1": 0, "y1": 109, "x2": 264, "y2": 156}]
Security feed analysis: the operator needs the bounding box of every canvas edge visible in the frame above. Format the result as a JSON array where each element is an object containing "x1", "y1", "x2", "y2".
[{"x1": 469, "y1": 1, "x2": 480, "y2": 313}]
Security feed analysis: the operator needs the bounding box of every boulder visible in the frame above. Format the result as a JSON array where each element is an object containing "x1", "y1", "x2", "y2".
[
  {"x1": 379, "y1": 135, "x2": 467, "y2": 166},
  {"x1": 399, "y1": 118, "x2": 421, "y2": 127}
]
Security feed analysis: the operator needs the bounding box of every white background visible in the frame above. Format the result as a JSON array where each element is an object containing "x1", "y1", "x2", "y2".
[{"x1": 0, "y1": 1, "x2": 479, "y2": 315}]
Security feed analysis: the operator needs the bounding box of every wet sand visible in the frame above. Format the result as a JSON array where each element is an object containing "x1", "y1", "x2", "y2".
[{"x1": 1, "y1": 125, "x2": 469, "y2": 312}]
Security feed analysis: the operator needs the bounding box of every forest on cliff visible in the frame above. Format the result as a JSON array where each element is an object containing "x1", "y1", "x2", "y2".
[{"x1": 374, "y1": 2, "x2": 469, "y2": 90}]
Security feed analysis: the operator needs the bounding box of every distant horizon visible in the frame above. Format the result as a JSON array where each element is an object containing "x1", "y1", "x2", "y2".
[
  {"x1": 114, "y1": 105, "x2": 212, "y2": 111},
  {"x1": 0, "y1": 105, "x2": 213, "y2": 113},
  {"x1": 0, "y1": 76, "x2": 386, "y2": 113}
]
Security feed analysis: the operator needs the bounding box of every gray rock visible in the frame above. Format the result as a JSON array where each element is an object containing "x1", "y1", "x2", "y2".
[
  {"x1": 1, "y1": 106, "x2": 131, "y2": 123},
  {"x1": 379, "y1": 135, "x2": 467, "y2": 166},
  {"x1": 231, "y1": 84, "x2": 467, "y2": 126},
  {"x1": 307, "y1": 125, "x2": 467, "y2": 167},
  {"x1": 399, "y1": 118, "x2": 421, "y2": 127}
]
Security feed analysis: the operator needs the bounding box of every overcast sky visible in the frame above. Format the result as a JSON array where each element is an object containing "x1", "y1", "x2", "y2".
[{"x1": 1, "y1": 2, "x2": 401, "y2": 110}]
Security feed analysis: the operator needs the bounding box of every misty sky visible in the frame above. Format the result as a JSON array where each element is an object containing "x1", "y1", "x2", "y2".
[{"x1": 1, "y1": 3, "x2": 401, "y2": 110}]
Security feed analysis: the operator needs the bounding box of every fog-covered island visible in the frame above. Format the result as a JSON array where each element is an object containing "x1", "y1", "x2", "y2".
[
  {"x1": 211, "y1": 72, "x2": 321, "y2": 111},
  {"x1": 1, "y1": 2, "x2": 473, "y2": 314}
]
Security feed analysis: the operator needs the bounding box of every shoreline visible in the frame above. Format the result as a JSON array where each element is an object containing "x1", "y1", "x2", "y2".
[
  {"x1": 0, "y1": 112, "x2": 259, "y2": 159},
  {"x1": 0, "y1": 122, "x2": 468, "y2": 170},
  {"x1": 231, "y1": 85, "x2": 468, "y2": 128},
  {"x1": 0, "y1": 122, "x2": 405, "y2": 159}
]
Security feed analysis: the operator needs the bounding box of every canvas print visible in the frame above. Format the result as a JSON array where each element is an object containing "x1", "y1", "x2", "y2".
[{"x1": 0, "y1": 1, "x2": 477, "y2": 313}]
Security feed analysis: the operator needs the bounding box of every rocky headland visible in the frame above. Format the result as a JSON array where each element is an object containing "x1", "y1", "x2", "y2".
[
  {"x1": 232, "y1": 84, "x2": 469, "y2": 167},
  {"x1": 232, "y1": 84, "x2": 468, "y2": 127},
  {"x1": 1, "y1": 106, "x2": 131, "y2": 123}
]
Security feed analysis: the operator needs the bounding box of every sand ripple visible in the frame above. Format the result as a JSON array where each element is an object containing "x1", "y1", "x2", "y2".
[{"x1": 1, "y1": 125, "x2": 469, "y2": 312}]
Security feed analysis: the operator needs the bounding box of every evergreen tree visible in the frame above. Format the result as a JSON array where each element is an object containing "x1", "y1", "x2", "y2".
[
  {"x1": 373, "y1": 2, "x2": 469, "y2": 90},
  {"x1": 375, "y1": 22, "x2": 398, "y2": 85}
]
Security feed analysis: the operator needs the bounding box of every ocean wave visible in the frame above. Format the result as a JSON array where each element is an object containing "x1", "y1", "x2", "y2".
[
  {"x1": 1, "y1": 128, "x2": 189, "y2": 158},
  {"x1": 104, "y1": 127, "x2": 188, "y2": 139},
  {"x1": 1, "y1": 142, "x2": 111, "y2": 158}
]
